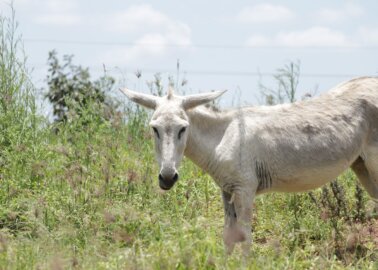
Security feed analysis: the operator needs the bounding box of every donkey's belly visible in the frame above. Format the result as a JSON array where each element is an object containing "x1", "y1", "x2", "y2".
[{"x1": 270, "y1": 160, "x2": 351, "y2": 193}]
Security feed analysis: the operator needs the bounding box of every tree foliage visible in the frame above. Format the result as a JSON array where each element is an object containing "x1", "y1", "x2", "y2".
[
  {"x1": 259, "y1": 60, "x2": 301, "y2": 105},
  {"x1": 45, "y1": 50, "x2": 117, "y2": 123}
]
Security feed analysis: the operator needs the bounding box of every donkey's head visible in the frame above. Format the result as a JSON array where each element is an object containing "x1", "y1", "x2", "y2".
[{"x1": 121, "y1": 87, "x2": 225, "y2": 190}]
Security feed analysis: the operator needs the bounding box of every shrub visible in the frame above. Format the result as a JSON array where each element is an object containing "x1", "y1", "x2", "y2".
[{"x1": 45, "y1": 50, "x2": 118, "y2": 124}]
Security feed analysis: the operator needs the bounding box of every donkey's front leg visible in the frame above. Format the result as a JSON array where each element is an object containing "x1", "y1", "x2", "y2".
[
  {"x1": 232, "y1": 188, "x2": 254, "y2": 255},
  {"x1": 222, "y1": 189, "x2": 254, "y2": 255},
  {"x1": 222, "y1": 191, "x2": 239, "y2": 254}
]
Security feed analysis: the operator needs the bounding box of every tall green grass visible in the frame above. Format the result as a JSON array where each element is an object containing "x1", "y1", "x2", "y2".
[
  {"x1": 0, "y1": 8, "x2": 46, "y2": 208},
  {"x1": 0, "y1": 9, "x2": 377, "y2": 270}
]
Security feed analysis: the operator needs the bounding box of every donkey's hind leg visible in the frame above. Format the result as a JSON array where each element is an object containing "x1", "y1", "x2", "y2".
[{"x1": 351, "y1": 156, "x2": 378, "y2": 201}]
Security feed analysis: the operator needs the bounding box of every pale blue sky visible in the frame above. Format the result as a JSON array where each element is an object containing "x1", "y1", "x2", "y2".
[{"x1": 2, "y1": 0, "x2": 378, "y2": 108}]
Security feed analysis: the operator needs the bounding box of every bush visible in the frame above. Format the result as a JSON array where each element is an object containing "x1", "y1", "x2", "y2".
[{"x1": 45, "y1": 50, "x2": 118, "y2": 124}]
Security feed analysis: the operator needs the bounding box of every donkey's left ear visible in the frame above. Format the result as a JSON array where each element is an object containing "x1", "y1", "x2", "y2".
[
  {"x1": 182, "y1": 90, "x2": 227, "y2": 110},
  {"x1": 119, "y1": 88, "x2": 159, "y2": 110}
]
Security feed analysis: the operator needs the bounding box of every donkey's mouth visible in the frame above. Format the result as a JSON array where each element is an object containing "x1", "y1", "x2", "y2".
[
  {"x1": 159, "y1": 183, "x2": 173, "y2": 190},
  {"x1": 159, "y1": 180, "x2": 174, "y2": 190},
  {"x1": 158, "y1": 174, "x2": 178, "y2": 190}
]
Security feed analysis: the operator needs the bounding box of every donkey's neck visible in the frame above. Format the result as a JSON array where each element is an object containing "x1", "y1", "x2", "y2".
[{"x1": 184, "y1": 107, "x2": 232, "y2": 173}]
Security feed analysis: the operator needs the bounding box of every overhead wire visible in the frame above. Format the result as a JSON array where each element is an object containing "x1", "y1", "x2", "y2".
[
  {"x1": 24, "y1": 38, "x2": 377, "y2": 79},
  {"x1": 23, "y1": 38, "x2": 378, "y2": 50}
]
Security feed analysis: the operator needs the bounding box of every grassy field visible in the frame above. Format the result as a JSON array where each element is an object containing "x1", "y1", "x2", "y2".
[
  {"x1": 1, "y1": 11, "x2": 378, "y2": 270},
  {"x1": 1, "y1": 112, "x2": 378, "y2": 270}
]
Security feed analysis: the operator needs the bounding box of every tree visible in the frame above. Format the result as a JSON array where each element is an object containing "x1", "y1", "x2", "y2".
[
  {"x1": 45, "y1": 50, "x2": 117, "y2": 123},
  {"x1": 259, "y1": 60, "x2": 301, "y2": 105}
]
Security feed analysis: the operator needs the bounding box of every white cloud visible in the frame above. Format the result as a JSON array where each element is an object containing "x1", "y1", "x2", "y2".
[
  {"x1": 358, "y1": 27, "x2": 378, "y2": 45},
  {"x1": 14, "y1": 0, "x2": 77, "y2": 11},
  {"x1": 245, "y1": 27, "x2": 351, "y2": 47},
  {"x1": 45, "y1": 0, "x2": 78, "y2": 13},
  {"x1": 102, "y1": 5, "x2": 192, "y2": 64},
  {"x1": 237, "y1": 4, "x2": 294, "y2": 23},
  {"x1": 316, "y1": 3, "x2": 363, "y2": 23},
  {"x1": 101, "y1": 35, "x2": 166, "y2": 65},
  {"x1": 245, "y1": 35, "x2": 270, "y2": 47},
  {"x1": 34, "y1": 14, "x2": 81, "y2": 26},
  {"x1": 15, "y1": 0, "x2": 81, "y2": 26},
  {"x1": 107, "y1": 4, "x2": 191, "y2": 45},
  {"x1": 110, "y1": 4, "x2": 168, "y2": 33},
  {"x1": 276, "y1": 27, "x2": 349, "y2": 47}
]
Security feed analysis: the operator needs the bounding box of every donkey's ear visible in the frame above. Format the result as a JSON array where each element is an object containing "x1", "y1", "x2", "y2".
[
  {"x1": 182, "y1": 90, "x2": 227, "y2": 110},
  {"x1": 120, "y1": 88, "x2": 159, "y2": 110}
]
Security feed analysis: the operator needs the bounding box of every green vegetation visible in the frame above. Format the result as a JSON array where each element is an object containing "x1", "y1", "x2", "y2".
[
  {"x1": 0, "y1": 11, "x2": 377, "y2": 270},
  {"x1": 45, "y1": 50, "x2": 118, "y2": 124}
]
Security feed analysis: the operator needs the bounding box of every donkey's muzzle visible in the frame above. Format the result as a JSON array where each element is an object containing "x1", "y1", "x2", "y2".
[{"x1": 159, "y1": 172, "x2": 179, "y2": 190}]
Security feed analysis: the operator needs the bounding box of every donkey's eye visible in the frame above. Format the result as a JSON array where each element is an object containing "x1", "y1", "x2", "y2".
[
  {"x1": 152, "y1": 127, "x2": 160, "y2": 139},
  {"x1": 178, "y1": 127, "x2": 186, "y2": 140}
]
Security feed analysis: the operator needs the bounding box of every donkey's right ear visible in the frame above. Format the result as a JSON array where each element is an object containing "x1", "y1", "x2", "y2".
[{"x1": 119, "y1": 88, "x2": 159, "y2": 110}]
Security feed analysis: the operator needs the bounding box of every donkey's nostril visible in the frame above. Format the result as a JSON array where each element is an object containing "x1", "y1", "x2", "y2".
[
  {"x1": 158, "y1": 172, "x2": 179, "y2": 190},
  {"x1": 159, "y1": 172, "x2": 178, "y2": 183}
]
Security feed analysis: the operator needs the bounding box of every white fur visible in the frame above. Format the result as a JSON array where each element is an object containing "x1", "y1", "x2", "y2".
[{"x1": 121, "y1": 77, "x2": 378, "y2": 254}]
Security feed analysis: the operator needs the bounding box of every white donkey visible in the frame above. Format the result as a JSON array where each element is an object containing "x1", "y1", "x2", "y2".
[{"x1": 121, "y1": 76, "x2": 378, "y2": 254}]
